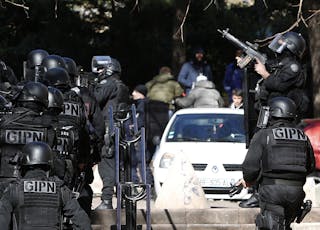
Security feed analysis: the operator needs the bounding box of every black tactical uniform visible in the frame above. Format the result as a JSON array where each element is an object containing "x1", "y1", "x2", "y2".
[
  {"x1": 43, "y1": 67, "x2": 90, "y2": 164},
  {"x1": 0, "y1": 141, "x2": 92, "y2": 230},
  {"x1": 91, "y1": 57, "x2": 130, "y2": 210},
  {"x1": 0, "y1": 82, "x2": 56, "y2": 196},
  {"x1": 255, "y1": 32, "x2": 308, "y2": 117},
  {"x1": 242, "y1": 97, "x2": 315, "y2": 230},
  {"x1": 44, "y1": 86, "x2": 75, "y2": 187},
  {"x1": 64, "y1": 57, "x2": 105, "y2": 215},
  {"x1": 65, "y1": 56, "x2": 105, "y2": 157},
  {"x1": 43, "y1": 67, "x2": 92, "y2": 214}
]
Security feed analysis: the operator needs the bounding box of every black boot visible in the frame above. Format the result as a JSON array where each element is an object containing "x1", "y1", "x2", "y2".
[
  {"x1": 95, "y1": 199, "x2": 113, "y2": 210},
  {"x1": 239, "y1": 192, "x2": 259, "y2": 208}
]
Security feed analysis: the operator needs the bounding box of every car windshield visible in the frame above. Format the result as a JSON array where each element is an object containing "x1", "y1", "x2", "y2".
[{"x1": 166, "y1": 113, "x2": 245, "y2": 143}]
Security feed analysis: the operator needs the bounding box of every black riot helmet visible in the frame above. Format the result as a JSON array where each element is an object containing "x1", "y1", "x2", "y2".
[
  {"x1": 20, "y1": 142, "x2": 53, "y2": 170},
  {"x1": 91, "y1": 56, "x2": 111, "y2": 73},
  {"x1": 268, "y1": 32, "x2": 306, "y2": 58},
  {"x1": 15, "y1": 81, "x2": 49, "y2": 108},
  {"x1": 93, "y1": 56, "x2": 121, "y2": 80},
  {"x1": 48, "y1": 86, "x2": 64, "y2": 114},
  {"x1": 257, "y1": 97, "x2": 297, "y2": 128},
  {"x1": 269, "y1": 96, "x2": 297, "y2": 119},
  {"x1": 63, "y1": 57, "x2": 78, "y2": 78},
  {"x1": 43, "y1": 67, "x2": 71, "y2": 89},
  {"x1": 27, "y1": 49, "x2": 49, "y2": 69},
  {"x1": 41, "y1": 54, "x2": 67, "y2": 72}
]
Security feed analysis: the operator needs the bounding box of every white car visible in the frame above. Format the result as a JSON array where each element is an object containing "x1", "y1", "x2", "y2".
[{"x1": 152, "y1": 107, "x2": 250, "y2": 200}]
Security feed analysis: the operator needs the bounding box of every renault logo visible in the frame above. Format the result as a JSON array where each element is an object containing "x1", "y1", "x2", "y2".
[{"x1": 211, "y1": 165, "x2": 219, "y2": 173}]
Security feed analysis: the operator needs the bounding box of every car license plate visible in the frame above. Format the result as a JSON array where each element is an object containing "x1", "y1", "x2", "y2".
[{"x1": 199, "y1": 178, "x2": 232, "y2": 187}]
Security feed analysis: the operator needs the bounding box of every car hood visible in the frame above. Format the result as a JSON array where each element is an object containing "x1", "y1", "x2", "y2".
[{"x1": 154, "y1": 142, "x2": 247, "y2": 164}]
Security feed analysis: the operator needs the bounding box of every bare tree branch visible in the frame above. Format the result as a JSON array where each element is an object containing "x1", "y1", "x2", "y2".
[
  {"x1": 21, "y1": 0, "x2": 29, "y2": 18},
  {"x1": 255, "y1": 1, "x2": 320, "y2": 45},
  {"x1": 262, "y1": 0, "x2": 268, "y2": 9},
  {"x1": 173, "y1": 0, "x2": 191, "y2": 43},
  {"x1": 130, "y1": 0, "x2": 140, "y2": 13},
  {"x1": 203, "y1": 0, "x2": 213, "y2": 11},
  {"x1": 54, "y1": 0, "x2": 58, "y2": 18},
  {"x1": 305, "y1": 9, "x2": 320, "y2": 21},
  {"x1": 4, "y1": 0, "x2": 29, "y2": 10}
]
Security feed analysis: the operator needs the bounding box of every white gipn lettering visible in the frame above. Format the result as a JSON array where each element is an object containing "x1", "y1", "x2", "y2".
[
  {"x1": 24, "y1": 181, "x2": 56, "y2": 193},
  {"x1": 273, "y1": 127, "x2": 307, "y2": 141},
  {"x1": 5, "y1": 130, "x2": 44, "y2": 144}
]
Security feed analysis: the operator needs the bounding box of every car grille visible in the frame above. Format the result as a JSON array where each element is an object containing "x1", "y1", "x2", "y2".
[
  {"x1": 192, "y1": 163, "x2": 208, "y2": 171},
  {"x1": 223, "y1": 164, "x2": 242, "y2": 171},
  {"x1": 203, "y1": 187, "x2": 232, "y2": 194}
]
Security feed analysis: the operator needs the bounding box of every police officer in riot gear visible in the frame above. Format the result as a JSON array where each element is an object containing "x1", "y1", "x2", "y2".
[
  {"x1": 43, "y1": 67, "x2": 92, "y2": 214},
  {"x1": 239, "y1": 31, "x2": 309, "y2": 208},
  {"x1": 240, "y1": 97, "x2": 315, "y2": 230},
  {"x1": 40, "y1": 54, "x2": 67, "y2": 80},
  {"x1": 45, "y1": 86, "x2": 75, "y2": 187},
  {"x1": 254, "y1": 31, "x2": 308, "y2": 117},
  {"x1": 25, "y1": 49, "x2": 49, "y2": 81},
  {"x1": 0, "y1": 82, "x2": 57, "y2": 196},
  {"x1": 92, "y1": 56, "x2": 130, "y2": 210},
  {"x1": 65, "y1": 56, "x2": 105, "y2": 158},
  {"x1": 0, "y1": 141, "x2": 92, "y2": 230},
  {"x1": 64, "y1": 57, "x2": 105, "y2": 216}
]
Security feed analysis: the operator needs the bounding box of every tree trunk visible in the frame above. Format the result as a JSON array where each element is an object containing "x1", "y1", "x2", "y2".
[
  {"x1": 171, "y1": 0, "x2": 187, "y2": 76},
  {"x1": 306, "y1": 1, "x2": 320, "y2": 117}
]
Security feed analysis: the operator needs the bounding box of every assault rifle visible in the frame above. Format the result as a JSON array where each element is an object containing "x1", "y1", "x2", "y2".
[{"x1": 218, "y1": 28, "x2": 267, "y2": 69}]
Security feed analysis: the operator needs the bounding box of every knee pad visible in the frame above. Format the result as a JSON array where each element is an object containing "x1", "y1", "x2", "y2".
[{"x1": 255, "y1": 210, "x2": 285, "y2": 230}]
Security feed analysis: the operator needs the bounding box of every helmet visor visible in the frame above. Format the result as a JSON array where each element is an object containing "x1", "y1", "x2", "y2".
[
  {"x1": 91, "y1": 56, "x2": 111, "y2": 73},
  {"x1": 268, "y1": 34, "x2": 287, "y2": 54}
]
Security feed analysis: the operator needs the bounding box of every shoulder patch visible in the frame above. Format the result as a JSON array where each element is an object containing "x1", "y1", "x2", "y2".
[
  {"x1": 272, "y1": 127, "x2": 307, "y2": 141},
  {"x1": 290, "y1": 64, "x2": 299, "y2": 73}
]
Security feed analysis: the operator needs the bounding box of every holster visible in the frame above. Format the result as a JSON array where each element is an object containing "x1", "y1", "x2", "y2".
[{"x1": 296, "y1": 200, "x2": 312, "y2": 223}]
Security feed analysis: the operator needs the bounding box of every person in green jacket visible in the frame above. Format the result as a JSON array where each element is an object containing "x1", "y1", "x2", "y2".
[{"x1": 146, "y1": 66, "x2": 183, "y2": 114}]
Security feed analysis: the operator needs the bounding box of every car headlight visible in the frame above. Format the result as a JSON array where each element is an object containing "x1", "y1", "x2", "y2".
[{"x1": 159, "y1": 153, "x2": 175, "y2": 168}]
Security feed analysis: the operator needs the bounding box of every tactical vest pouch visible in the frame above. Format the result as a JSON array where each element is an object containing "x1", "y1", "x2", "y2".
[
  {"x1": 264, "y1": 127, "x2": 308, "y2": 174},
  {"x1": 17, "y1": 179, "x2": 61, "y2": 229}
]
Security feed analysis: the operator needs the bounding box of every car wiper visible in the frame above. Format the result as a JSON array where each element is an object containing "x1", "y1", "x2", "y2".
[{"x1": 171, "y1": 137, "x2": 203, "y2": 142}]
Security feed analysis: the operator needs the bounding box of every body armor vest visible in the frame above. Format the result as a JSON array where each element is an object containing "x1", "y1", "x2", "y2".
[
  {"x1": 0, "y1": 113, "x2": 49, "y2": 178},
  {"x1": 14, "y1": 178, "x2": 62, "y2": 230},
  {"x1": 263, "y1": 126, "x2": 308, "y2": 174},
  {"x1": 59, "y1": 90, "x2": 86, "y2": 128}
]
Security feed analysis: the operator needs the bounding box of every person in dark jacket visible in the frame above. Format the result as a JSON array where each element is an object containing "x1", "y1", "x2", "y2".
[
  {"x1": 0, "y1": 141, "x2": 92, "y2": 230},
  {"x1": 131, "y1": 85, "x2": 154, "y2": 186},
  {"x1": 223, "y1": 50, "x2": 244, "y2": 103},
  {"x1": 239, "y1": 97, "x2": 315, "y2": 230},
  {"x1": 177, "y1": 47, "x2": 213, "y2": 95},
  {"x1": 239, "y1": 31, "x2": 309, "y2": 209},
  {"x1": 92, "y1": 56, "x2": 130, "y2": 210},
  {"x1": 253, "y1": 32, "x2": 309, "y2": 118},
  {"x1": 0, "y1": 82, "x2": 57, "y2": 197}
]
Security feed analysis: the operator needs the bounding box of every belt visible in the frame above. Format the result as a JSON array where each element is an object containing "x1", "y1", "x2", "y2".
[{"x1": 262, "y1": 178, "x2": 304, "y2": 186}]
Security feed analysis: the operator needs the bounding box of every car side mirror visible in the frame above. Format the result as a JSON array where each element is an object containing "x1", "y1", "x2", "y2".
[{"x1": 152, "y1": 136, "x2": 161, "y2": 146}]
